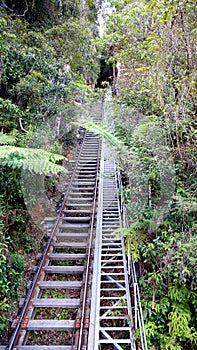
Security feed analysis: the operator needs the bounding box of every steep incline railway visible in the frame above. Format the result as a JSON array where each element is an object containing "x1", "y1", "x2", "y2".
[
  {"x1": 1, "y1": 105, "x2": 147, "y2": 349},
  {"x1": 3, "y1": 129, "x2": 101, "y2": 350}
]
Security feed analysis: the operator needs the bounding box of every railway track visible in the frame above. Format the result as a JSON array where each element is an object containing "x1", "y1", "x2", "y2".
[
  {"x1": 2, "y1": 103, "x2": 147, "y2": 350},
  {"x1": 4, "y1": 128, "x2": 101, "y2": 350}
]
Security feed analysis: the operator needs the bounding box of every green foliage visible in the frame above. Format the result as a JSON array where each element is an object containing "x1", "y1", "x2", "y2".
[
  {"x1": 0, "y1": 133, "x2": 15, "y2": 145},
  {"x1": 0, "y1": 0, "x2": 101, "y2": 338},
  {"x1": 115, "y1": 222, "x2": 148, "y2": 262},
  {"x1": 0, "y1": 97, "x2": 23, "y2": 132},
  {"x1": 0, "y1": 128, "x2": 66, "y2": 175},
  {"x1": 0, "y1": 167, "x2": 25, "y2": 212},
  {"x1": 168, "y1": 309, "x2": 197, "y2": 342},
  {"x1": 10, "y1": 252, "x2": 25, "y2": 273},
  {"x1": 0, "y1": 221, "x2": 10, "y2": 296},
  {"x1": 0, "y1": 220, "x2": 26, "y2": 330},
  {"x1": 0, "y1": 298, "x2": 9, "y2": 331},
  {"x1": 76, "y1": 119, "x2": 127, "y2": 150},
  {"x1": 0, "y1": 13, "x2": 98, "y2": 128},
  {"x1": 139, "y1": 231, "x2": 197, "y2": 287},
  {"x1": 138, "y1": 231, "x2": 197, "y2": 348},
  {"x1": 0, "y1": 145, "x2": 66, "y2": 174},
  {"x1": 141, "y1": 284, "x2": 197, "y2": 348},
  {"x1": 45, "y1": 20, "x2": 99, "y2": 80},
  {"x1": 104, "y1": 0, "x2": 196, "y2": 124},
  {"x1": 0, "y1": 0, "x2": 195, "y2": 347},
  {"x1": 100, "y1": 4, "x2": 197, "y2": 347}
]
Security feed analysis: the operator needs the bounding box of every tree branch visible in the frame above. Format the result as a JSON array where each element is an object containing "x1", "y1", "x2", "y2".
[
  {"x1": 0, "y1": 0, "x2": 13, "y2": 12},
  {"x1": 0, "y1": 0, "x2": 29, "y2": 17},
  {"x1": 19, "y1": 118, "x2": 28, "y2": 132}
]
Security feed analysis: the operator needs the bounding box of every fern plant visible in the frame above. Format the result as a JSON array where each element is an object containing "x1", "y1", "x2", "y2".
[
  {"x1": 0, "y1": 134, "x2": 15, "y2": 145},
  {"x1": 0, "y1": 133, "x2": 66, "y2": 175},
  {"x1": 74, "y1": 119, "x2": 127, "y2": 152}
]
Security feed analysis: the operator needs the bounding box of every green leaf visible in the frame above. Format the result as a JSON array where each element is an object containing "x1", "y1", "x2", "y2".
[{"x1": 0, "y1": 146, "x2": 66, "y2": 175}]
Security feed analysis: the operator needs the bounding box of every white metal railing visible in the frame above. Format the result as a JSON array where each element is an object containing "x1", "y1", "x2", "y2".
[{"x1": 117, "y1": 169, "x2": 148, "y2": 350}]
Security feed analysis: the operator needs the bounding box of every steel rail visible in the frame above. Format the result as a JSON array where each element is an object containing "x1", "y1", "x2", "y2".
[
  {"x1": 6, "y1": 129, "x2": 88, "y2": 350},
  {"x1": 77, "y1": 137, "x2": 101, "y2": 349}
]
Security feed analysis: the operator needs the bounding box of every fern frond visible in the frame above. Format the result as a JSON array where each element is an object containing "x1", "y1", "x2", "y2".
[
  {"x1": 0, "y1": 133, "x2": 15, "y2": 145},
  {"x1": 74, "y1": 120, "x2": 127, "y2": 152},
  {"x1": 132, "y1": 115, "x2": 166, "y2": 143},
  {"x1": 0, "y1": 146, "x2": 66, "y2": 175},
  {"x1": 133, "y1": 115, "x2": 159, "y2": 136}
]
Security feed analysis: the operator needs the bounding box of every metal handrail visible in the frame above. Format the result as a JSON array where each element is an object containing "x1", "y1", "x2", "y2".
[{"x1": 114, "y1": 163, "x2": 136, "y2": 350}]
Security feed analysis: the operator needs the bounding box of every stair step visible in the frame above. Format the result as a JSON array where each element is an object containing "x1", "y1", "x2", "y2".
[
  {"x1": 27, "y1": 319, "x2": 75, "y2": 330},
  {"x1": 60, "y1": 223, "x2": 89, "y2": 228},
  {"x1": 32, "y1": 298, "x2": 80, "y2": 308},
  {"x1": 44, "y1": 266, "x2": 84, "y2": 273},
  {"x1": 102, "y1": 238, "x2": 121, "y2": 242},
  {"x1": 67, "y1": 194, "x2": 93, "y2": 199},
  {"x1": 77, "y1": 169, "x2": 96, "y2": 173},
  {"x1": 69, "y1": 189, "x2": 94, "y2": 193},
  {"x1": 101, "y1": 254, "x2": 122, "y2": 256},
  {"x1": 101, "y1": 266, "x2": 124, "y2": 269},
  {"x1": 80, "y1": 155, "x2": 97, "y2": 157},
  {"x1": 78, "y1": 160, "x2": 97, "y2": 163},
  {"x1": 76, "y1": 170, "x2": 96, "y2": 174},
  {"x1": 100, "y1": 296, "x2": 126, "y2": 301},
  {"x1": 101, "y1": 248, "x2": 123, "y2": 251},
  {"x1": 63, "y1": 217, "x2": 90, "y2": 222},
  {"x1": 68, "y1": 198, "x2": 92, "y2": 202},
  {"x1": 102, "y1": 243, "x2": 121, "y2": 246},
  {"x1": 54, "y1": 242, "x2": 87, "y2": 248},
  {"x1": 73, "y1": 183, "x2": 95, "y2": 187},
  {"x1": 39, "y1": 281, "x2": 83, "y2": 289},
  {"x1": 56, "y1": 232, "x2": 88, "y2": 238}
]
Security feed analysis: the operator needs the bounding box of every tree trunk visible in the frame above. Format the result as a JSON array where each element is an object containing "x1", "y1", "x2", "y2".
[{"x1": 80, "y1": 0, "x2": 86, "y2": 23}]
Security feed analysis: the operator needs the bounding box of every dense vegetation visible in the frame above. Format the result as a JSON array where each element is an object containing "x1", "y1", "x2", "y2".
[
  {"x1": 98, "y1": 1, "x2": 197, "y2": 349},
  {"x1": 0, "y1": 0, "x2": 196, "y2": 349},
  {"x1": 0, "y1": 0, "x2": 99, "y2": 338}
]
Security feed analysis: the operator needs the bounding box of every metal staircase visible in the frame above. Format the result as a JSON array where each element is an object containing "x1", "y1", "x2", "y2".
[{"x1": 89, "y1": 158, "x2": 136, "y2": 350}]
